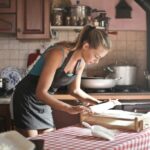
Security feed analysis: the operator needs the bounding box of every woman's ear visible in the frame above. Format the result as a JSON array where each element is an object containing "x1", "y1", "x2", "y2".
[{"x1": 82, "y1": 42, "x2": 90, "y2": 50}]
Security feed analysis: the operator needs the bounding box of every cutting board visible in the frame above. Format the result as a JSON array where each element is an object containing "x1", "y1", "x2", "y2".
[{"x1": 81, "y1": 110, "x2": 150, "y2": 132}]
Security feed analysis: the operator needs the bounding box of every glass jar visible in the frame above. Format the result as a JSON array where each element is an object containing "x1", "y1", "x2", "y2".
[
  {"x1": 65, "y1": 16, "x2": 71, "y2": 26},
  {"x1": 52, "y1": 8, "x2": 64, "y2": 26}
]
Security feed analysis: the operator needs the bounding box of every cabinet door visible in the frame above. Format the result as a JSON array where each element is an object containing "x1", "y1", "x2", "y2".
[
  {"x1": 52, "y1": 100, "x2": 80, "y2": 129},
  {"x1": 0, "y1": 104, "x2": 12, "y2": 131},
  {"x1": 0, "y1": 14, "x2": 16, "y2": 33},
  {"x1": 17, "y1": 0, "x2": 50, "y2": 39},
  {"x1": 0, "y1": 0, "x2": 16, "y2": 13}
]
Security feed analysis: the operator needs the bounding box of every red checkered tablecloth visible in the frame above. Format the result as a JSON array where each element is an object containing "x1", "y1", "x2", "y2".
[{"x1": 31, "y1": 125, "x2": 150, "y2": 150}]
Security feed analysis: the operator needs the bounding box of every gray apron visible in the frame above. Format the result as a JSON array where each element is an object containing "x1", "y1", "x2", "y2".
[{"x1": 13, "y1": 51, "x2": 81, "y2": 129}]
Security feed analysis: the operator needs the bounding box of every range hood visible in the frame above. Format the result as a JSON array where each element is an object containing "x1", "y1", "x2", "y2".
[{"x1": 135, "y1": 0, "x2": 150, "y2": 72}]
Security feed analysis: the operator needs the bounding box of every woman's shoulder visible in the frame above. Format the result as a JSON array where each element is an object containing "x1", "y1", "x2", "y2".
[
  {"x1": 44, "y1": 46, "x2": 70, "y2": 67},
  {"x1": 45, "y1": 46, "x2": 64, "y2": 57}
]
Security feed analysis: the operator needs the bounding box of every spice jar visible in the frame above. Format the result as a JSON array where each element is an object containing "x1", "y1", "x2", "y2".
[
  {"x1": 71, "y1": 16, "x2": 78, "y2": 26},
  {"x1": 52, "y1": 8, "x2": 64, "y2": 26},
  {"x1": 65, "y1": 16, "x2": 71, "y2": 26}
]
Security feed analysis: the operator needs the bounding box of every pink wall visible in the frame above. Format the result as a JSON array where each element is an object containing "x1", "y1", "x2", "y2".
[{"x1": 71, "y1": 0, "x2": 146, "y2": 30}]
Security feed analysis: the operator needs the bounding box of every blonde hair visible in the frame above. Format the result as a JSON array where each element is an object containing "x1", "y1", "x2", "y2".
[{"x1": 54, "y1": 25, "x2": 111, "y2": 51}]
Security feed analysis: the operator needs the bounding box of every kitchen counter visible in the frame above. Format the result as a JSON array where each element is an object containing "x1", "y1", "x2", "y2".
[
  {"x1": 1, "y1": 92, "x2": 150, "y2": 104},
  {"x1": 54, "y1": 92, "x2": 150, "y2": 100},
  {"x1": 0, "y1": 97, "x2": 12, "y2": 104},
  {"x1": 1, "y1": 92, "x2": 150, "y2": 131}
]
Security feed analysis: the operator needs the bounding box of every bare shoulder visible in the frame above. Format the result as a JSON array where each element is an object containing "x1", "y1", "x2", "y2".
[
  {"x1": 44, "y1": 47, "x2": 66, "y2": 68},
  {"x1": 45, "y1": 47, "x2": 64, "y2": 59}
]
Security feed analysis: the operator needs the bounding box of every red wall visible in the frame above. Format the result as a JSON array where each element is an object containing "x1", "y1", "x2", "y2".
[{"x1": 71, "y1": 0, "x2": 146, "y2": 30}]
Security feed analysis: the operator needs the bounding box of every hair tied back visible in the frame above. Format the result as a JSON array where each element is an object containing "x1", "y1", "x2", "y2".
[{"x1": 88, "y1": 25, "x2": 96, "y2": 32}]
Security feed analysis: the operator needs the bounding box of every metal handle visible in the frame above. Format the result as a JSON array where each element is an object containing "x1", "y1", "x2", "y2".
[{"x1": 107, "y1": 66, "x2": 114, "y2": 72}]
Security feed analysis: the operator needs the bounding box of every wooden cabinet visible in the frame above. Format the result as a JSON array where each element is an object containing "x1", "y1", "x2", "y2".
[
  {"x1": 0, "y1": 0, "x2": 16, "y2": 13},
  {"x1": 52, "y1": 100, "x2": 80, "y2": 129},
  {"x1": 0, "y1": 104, "x2": 12, "y2": 131},
  {"x1": 0, "y1": 0, "x2": 16, "y2": 33},
  {"x1": 17, "y1": 0, "x2": 50, "y2": 39},
  {"x1": 0, "y1": 14, "x2": 16, "y2": 33}
]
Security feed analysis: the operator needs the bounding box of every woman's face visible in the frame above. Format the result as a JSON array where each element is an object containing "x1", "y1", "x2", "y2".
[{"x1": 81, "y1": 43, "x2": 108, "y2": 64}]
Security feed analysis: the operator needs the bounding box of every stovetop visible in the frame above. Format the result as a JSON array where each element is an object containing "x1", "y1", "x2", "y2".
[{"x1": 83, "y1": 86, "x2": 149, "y2": 93}]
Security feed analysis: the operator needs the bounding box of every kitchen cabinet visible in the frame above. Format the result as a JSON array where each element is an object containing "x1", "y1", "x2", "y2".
[
  {"x1": 17, "y1": 0, "x2": 50, "y2": 39},
  {"x1": 0, "y1": 14, "x2": 16, "y2": 33},
  {"x1": 0, "y1": 0, "x2": 16, "y2": 34},
  {"x1": 0, "y1": 104, "x2": 12, "y2": 131},
  {"x1": 0, "y1": 0, "x2": 16, "y2": 13},
  {"x1": 52, "y1": 100, "x2": 80, "y2": 129}
]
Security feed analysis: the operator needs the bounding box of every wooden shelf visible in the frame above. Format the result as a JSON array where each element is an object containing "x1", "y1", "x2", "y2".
[{"x1": 51, "y1": 26, "x2": 105, "y2": 31}]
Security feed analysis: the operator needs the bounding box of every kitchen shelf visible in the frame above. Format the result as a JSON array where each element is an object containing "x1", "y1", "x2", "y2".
[{"x1": 51, "y1": 26, "x2": 105, "y2": 31}]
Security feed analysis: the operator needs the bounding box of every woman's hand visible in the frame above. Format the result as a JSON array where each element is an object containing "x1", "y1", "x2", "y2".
[
  {"x1": 67, "y1": 105, "x2": 92, "y2": 115},
  {"x1": 81, "y1": 99, "x2": 102, "y2": 106}
]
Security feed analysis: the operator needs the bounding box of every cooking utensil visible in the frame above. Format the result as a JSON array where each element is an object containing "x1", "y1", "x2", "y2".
[
  {"x1": 81, "y1": 77, "x2": 120, "y2": 89},
  {"x1": 106, "y1": 65, "x2": 137, "y2": 86},
  {"x1": 90, "y1": 100, "x2": 121, "y2": 113},
  {"x1": 144, "y1": 71, "x2": 150, "y2": 89},
  {"x1": 82, "y1": 121, "x2": 116, "y2": 140},
  {"x1": 81, "y1": 111, "x2": 150, "y2": 132},
  {"x1": 68, "y1": 0, "x2": 92, "y2": 20}
]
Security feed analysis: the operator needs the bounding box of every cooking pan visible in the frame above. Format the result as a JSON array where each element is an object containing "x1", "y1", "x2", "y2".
[
  {"x1": 81, "y1": 77, "x2": 120, "y2": 89},
  {"x1": 106, "y1": 65, "x2": 137, "y2": 86}
]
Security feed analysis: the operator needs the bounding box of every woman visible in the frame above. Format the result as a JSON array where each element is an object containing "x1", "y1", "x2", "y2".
[{"x1": 13, "y1": 25, "x2": 111, "y2": 137}]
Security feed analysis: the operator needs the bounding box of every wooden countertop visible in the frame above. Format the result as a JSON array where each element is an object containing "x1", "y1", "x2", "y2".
[
  {"x1": 0, "y1": 97, "x2": 12, "y2": 104},
  {"x1": 54, "y1": 92, "x2": 150, "y2": 100},
  {"x1": 1, "y1": 92, "x2": 150, "y2": 104}
]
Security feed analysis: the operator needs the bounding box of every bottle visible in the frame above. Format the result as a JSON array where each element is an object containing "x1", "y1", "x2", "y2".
[
  {"x1": 94, "y1": 19, "x2": 99, "y2": 27},
  {"x1": 65, "y1": 16, "x2": 71, "y2": 26},
  {"x1": 71, "y1": 16, "x2": 78, "y2": 26},
  {"x1": 86, "y1": 16, "x2": 93, "y2": 25}
]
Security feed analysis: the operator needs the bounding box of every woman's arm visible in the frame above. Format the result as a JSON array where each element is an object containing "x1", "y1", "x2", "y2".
[
  {"x1": 35, "y1": 48, "x2": 91, "y2": 114},
  {"x1": 68, "y1": 60, "x2": 101, "y2": 105}
]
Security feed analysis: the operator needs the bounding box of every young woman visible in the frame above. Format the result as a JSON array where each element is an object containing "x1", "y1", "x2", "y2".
[{"x1": 12, "y1": 25, "x2": 111, "y2": 137}]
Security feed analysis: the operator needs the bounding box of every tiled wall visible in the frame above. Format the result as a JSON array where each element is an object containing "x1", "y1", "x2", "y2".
[{"x1": 0, "y1": 30, "x2": 147, "y2": 87}]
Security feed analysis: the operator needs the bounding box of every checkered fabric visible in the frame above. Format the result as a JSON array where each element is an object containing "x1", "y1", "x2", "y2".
[{"x1": 31, "y1": 125, "x2": 150, "y2": 150}]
